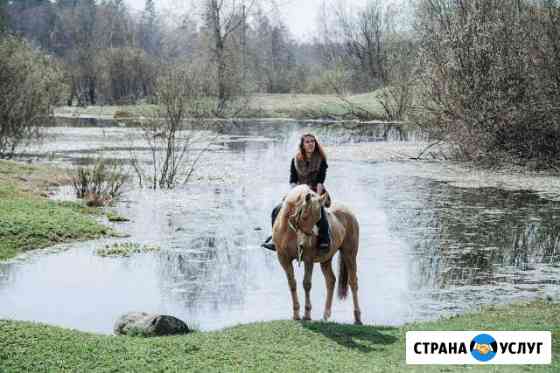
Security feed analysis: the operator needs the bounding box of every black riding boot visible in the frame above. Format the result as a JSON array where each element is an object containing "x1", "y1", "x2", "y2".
[
  {"x1": 317, "y1": 206, "x2": 331, "y2": 254},
  {"x1": 261, "y1": 204, "x2": 282, "y2": 251}
]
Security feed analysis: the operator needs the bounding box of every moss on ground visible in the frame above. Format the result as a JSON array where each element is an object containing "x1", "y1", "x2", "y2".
[
  {"x1": 0, "y1": 301, "x2": 557, "y2": 372},
  {"x1": 0, "y1": 160, "x2": 109, "y2": 261}
]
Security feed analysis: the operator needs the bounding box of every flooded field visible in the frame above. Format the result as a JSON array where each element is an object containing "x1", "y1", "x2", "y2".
[{"x1": 1, "y1": 121, "x2": 559, "y2": 334}]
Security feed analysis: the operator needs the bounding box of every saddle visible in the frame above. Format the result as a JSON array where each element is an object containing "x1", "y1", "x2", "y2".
[
  {"x1": 322, "y1": 190, "x2": 332, "y2": 208},
  {"x1": 313, "y1": 187, "x2": 331, "y2": 208}
]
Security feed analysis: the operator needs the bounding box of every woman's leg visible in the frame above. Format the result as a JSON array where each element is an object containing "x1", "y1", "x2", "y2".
[
  {"x1": 271, "y1": 204, "x2": 282, "y2": 227},
  {"x1": 317, "y1": 206, "x2": 331, "y2": 253},
  {"x1": 262, "y1": 203, "x2": 282, "y2": 251}
]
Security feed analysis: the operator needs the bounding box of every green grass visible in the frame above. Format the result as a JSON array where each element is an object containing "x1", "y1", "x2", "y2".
[
  {"x1": 106, "y1": 211, "x2": 130, "y2": 222},
  {"x1": 95, "y1": 242, "x2": 160, "y2": 257},
  {"x1": 246, "y1": 93, "x2": 384, "y2": 120},
  {"x1": 54, "y1": 92, "x2": 386, "y2": 121},
  {"x1": 0, "y1": 160, "x2": 109, "y2": 261},
  {"x1": 0, "y1": 301, "x2": 557, "y2": 372}
]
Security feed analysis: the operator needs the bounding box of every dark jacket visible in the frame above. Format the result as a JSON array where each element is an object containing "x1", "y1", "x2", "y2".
[{"x1": 290, "y1": 157, "x2": 328, "y2": 188}]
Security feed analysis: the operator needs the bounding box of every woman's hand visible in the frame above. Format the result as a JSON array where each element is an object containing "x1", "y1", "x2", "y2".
[{"x1": 317, "y1": 183, "x2": 324, "y2": 195}]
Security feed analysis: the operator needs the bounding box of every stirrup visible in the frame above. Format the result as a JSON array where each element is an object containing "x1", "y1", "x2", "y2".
[{"x1": 261, "y1": 242, "x2": 276, "y2": 251}]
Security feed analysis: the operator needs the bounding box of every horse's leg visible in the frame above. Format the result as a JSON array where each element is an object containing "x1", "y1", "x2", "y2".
[
  {"x1": 303, "y1": 261, "x2": 314, "y2": 321},
  {"x1": 343, "y1": 250, "x2": 362, "y2": 325},
  {"x1": 279, "y1": 255, "x2": 300, "y2": 320},
  {"x1": 320, "y1": 258, "x2": 335, "y2": 321}
]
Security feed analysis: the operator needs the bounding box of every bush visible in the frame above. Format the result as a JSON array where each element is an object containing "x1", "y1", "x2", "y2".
[
  {"x1": 415, "y1": 0, "x2": 560, "y2": 166},
  {"x1": 0, "y1": 36, "x2": 65, "y2": 158},
  {"x1": 71, "y1": 159, "x2": 128, "y2": 206}
]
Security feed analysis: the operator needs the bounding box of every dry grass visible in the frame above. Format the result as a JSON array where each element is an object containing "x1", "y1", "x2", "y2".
[{"x1": 54, "y1": 93, "x2": 385, "y2": 120}]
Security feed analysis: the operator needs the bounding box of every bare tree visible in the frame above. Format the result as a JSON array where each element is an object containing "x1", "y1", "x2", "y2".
[
  {"x1": 318, "y1": 0, "x2": 389, "y2": 91},
  {"x1": 0, "y1": 0, "x2": 8, "y2": 33},
  {"x1": 248, "y1": 7, "x2": 296, "y2": 93},
  {"x1": 133, "y1": 64, "x2": 221, "y2": 189},
  {"x1": 204, "y1": 0, "x2": 254, "y2": 114},
  {"x1": 377, "y1": 30, "x2": 417, "y2": 121},
  {"x1": 55, "y1": 0, "x2": 101, "y2": 105},
  {"x1": 139, "y1": 0, "x2": 161, "y2": 55},
  {"x1": 316, "y1": 0, "x2": 417, "y2": 120}
]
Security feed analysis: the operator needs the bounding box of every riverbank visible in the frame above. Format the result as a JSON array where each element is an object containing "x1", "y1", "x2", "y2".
[
  {"x1": 54, "y1": 93, "x2": 385, "y2": 121},
  {"x1": 0, "y1": 300, "x2": 557, "y2": 372},
  {"x1": 0, "y1": 160, "x2": 109, "y2": 261}
]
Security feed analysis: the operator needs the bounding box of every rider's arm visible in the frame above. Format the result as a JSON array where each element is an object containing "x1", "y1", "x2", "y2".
[
  {"x1": 317, "y1": 159, "x2": 328, "y2": 184},
  {"x1": 290, "y1": 159, "x2": 298, "y2": 187}
]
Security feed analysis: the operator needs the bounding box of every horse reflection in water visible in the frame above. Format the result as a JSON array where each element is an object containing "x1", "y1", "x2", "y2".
[{"x1": 272, "y1": 185, "x2": 362, "y2": 324}]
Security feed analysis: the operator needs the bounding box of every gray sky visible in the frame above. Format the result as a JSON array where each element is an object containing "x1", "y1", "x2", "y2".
[{"x1": 125, "y1": 0, "x2": 370, "y2": 42}]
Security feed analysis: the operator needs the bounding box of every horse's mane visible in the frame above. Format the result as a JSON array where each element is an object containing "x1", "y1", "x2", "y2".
[
  {"x1": 284, "y1": 185, "x2": 312, "y2": 206},
  {"x1": 273, "y1": 185, "x2": 313, "y2": 232}
]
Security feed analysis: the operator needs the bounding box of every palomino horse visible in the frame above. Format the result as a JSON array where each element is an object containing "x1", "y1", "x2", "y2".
[{"x1": 272, "y1": 185, "x2": 362, "y2": 324}]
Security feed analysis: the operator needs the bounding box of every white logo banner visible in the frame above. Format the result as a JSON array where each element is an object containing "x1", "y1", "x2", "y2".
[{"x1": 406, "y1": 331, "x2": 551, "y2": 365}]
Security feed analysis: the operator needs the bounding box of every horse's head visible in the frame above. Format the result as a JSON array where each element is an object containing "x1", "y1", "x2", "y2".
[{"x1": 289, "y1": 188, "x2": 323, "y2": 235}]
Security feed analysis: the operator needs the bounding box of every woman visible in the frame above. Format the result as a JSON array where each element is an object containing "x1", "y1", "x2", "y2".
[{"x1": 261, "y1": 133, "x2": 331, "y2": 253}]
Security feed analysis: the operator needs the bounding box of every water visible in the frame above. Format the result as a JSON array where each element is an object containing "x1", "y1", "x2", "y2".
[{"x1": 1, "y1": 121, "x2": 559, "y2": 334}]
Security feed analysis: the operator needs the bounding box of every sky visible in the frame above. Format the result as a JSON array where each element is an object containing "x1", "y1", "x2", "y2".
[{"x1": 125, "y1": 0, "x2": 371, "y2": 42}]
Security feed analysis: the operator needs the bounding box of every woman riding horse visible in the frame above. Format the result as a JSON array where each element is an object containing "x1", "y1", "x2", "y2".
[
  {"x1": 272, "y1": 184, "x2": 362, "y2": 324},
  {"x1": 261, "y1": 133, "x2": 331, "y2": 254}
]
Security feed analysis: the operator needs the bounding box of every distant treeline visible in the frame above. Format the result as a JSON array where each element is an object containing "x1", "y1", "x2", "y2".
[
  {"x1": 0, "y1": 0, "x2": 374, "y2": 105},
  {"x1": 1, "y1": 0, "x2": 559, "y2": 166}
]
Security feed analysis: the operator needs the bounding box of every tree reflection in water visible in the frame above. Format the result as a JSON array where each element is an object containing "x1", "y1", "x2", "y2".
[{"x1": 385, "y1": 181, "x2": 560, "y2": 292}]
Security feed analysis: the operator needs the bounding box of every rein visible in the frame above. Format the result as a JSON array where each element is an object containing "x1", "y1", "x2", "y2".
[
  {"x1": 288, "y1": 203, "x2": 318, "y2": 237},
  {"x1": 288, "y1": 201, "x2": 320, "y2": 266}
]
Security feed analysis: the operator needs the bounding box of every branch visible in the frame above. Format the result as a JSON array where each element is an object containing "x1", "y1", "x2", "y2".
[
  {"x1": 183, "y1": 130, "x2": 221, "y2": 184},
  {"x1": 412, "y1": 140, "x2": 443, "y2": 160}
]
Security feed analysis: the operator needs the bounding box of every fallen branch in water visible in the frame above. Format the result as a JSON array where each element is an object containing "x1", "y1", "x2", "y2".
[{"x1": 412, "y1": 140, "x2": 444, "y2": 160}]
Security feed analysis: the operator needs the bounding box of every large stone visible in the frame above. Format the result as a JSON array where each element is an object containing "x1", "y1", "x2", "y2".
[{"x1": 114, "y1": 312, "x2": 190, "y2": 337}]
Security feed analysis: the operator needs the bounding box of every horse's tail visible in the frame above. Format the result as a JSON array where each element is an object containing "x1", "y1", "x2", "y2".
[{"x1": 337, "y1": 253, "x2": 349, "y2": 300}]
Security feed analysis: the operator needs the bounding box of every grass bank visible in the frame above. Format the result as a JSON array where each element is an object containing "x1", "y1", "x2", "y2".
[
  {"x1": 54, "y1": 93, "x2": 385, "y2": 121},
  {"x1": 0, "y1": 301, "x2": 557, "y2": 372},
  {"x1": 0, "y1": 160, "x2": 109, "y2": 261}
]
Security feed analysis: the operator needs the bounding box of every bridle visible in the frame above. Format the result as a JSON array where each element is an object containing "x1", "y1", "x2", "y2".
[
  {"x1": 287, "y1": 197, "x2": 322, "y2": 265},
  {"x1": 288, "y1": 201, "x2": 320, "y2": 237}
]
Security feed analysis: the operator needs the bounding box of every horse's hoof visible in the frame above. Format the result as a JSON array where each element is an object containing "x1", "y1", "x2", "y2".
[
  {"x1": 293, "y1": 315, "x2": 301, "y2": 321},
  {"x1": 303, "y1": 316, "x2": 312, "y2": 321},
  {"x1": 354, "y1": 320, "x2": 363, "y2": 325}
]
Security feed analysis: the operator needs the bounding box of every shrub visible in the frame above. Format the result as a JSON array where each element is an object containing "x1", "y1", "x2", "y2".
[
  {"x1": 0, "y1": 36, "x2": 65, "y2": 158},
  {"x1": 415, "y1": 0, "x2": 560, "y2": 166},
  {"x1": 71, "y1": 159, "x2": 128, "y2": 205}
]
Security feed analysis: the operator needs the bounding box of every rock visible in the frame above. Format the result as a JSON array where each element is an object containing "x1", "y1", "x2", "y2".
[
  {"x1": 110, "y1": 231, "x2": 131, "y2": 238},
  {"x1": 114, "y1": 312, "x2": 190, "y2": 337}
]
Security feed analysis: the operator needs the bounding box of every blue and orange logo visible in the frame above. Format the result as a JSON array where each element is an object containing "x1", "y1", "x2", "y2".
[{"x1": 470, "y1": 334, "x2": 497, "y2": 362}]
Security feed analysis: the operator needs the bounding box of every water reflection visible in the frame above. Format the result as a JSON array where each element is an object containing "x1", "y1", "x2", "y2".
[
  {"x1": 0, "y1": 123, "x2": 559, "y2": 334},
  {"x1": 383, "y1": 179, "x2": 560, "y2": 318}
]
